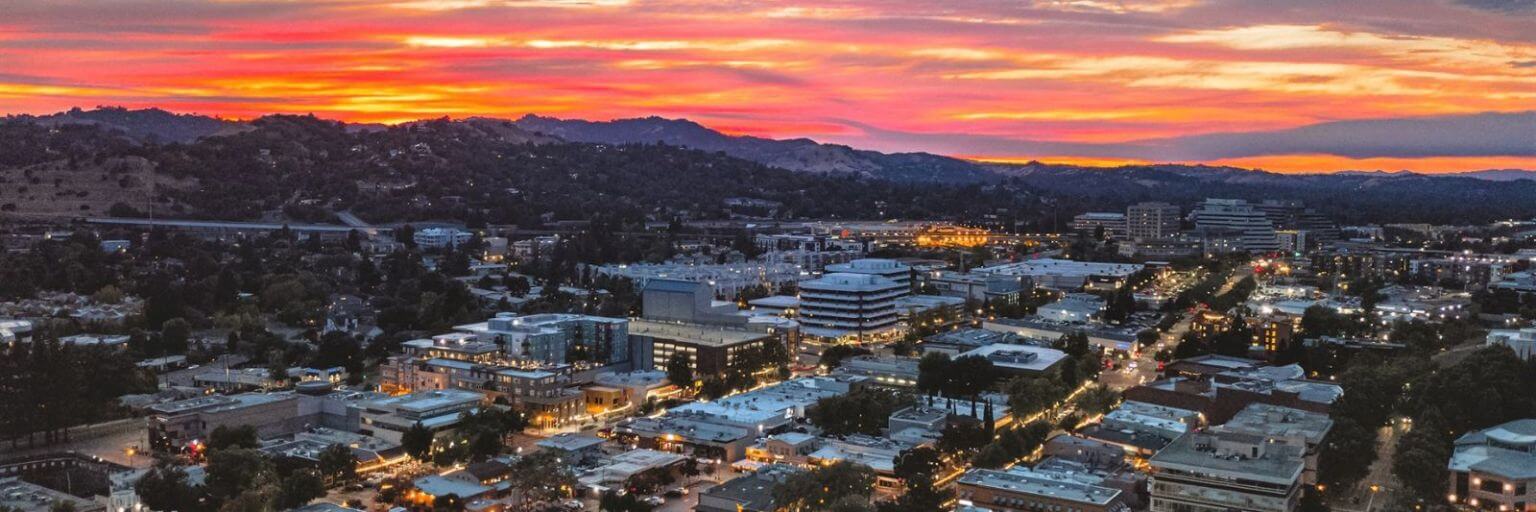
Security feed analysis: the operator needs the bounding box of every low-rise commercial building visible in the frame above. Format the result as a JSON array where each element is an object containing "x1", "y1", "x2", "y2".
[
  {"x1": 1447, "y1": 419, "x2": 1536, "y2": 511},
  {"x1": 147, "y1": 392, "x2": 362, "y2": 451},
  {"x1": 957, "y1": 466, "x2": 1131, "y2": 512},
  {"x1": 955, "y1": 343, "x2": 1068, "y2": 378},
  {"x1": 358, "y1": 389, "x2": 484, "y2": 444}
]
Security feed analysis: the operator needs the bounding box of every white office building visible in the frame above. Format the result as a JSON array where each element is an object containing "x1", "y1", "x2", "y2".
[
  {"x1": 1191, "y1": 199, "x2": 1280, "y2": 252},
  {"x1": 1072, "y1": 212, "x2": 1128, "y2": 240},
  {"x1": 825, "y1": 258, "x2": 913, "y2": 288},
  {"x1": 413, "y1": 227, "x2": 472, "y2": 249},
  {"x1": 798, "y1": 273, "x2": 906, "y2": 342}
]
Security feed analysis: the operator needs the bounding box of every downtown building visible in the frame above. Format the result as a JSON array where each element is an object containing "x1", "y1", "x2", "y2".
[
  {"x1": 1072, "y1": 212, "x2": 1128, "y2": 240},
  {"x1": 798, "y1": 272, "x2": 907, "y2": 343},
  {"x1": 1148, "y1": 429, "x2": 1306, "y2": 512},
  {"x1": 630, "y1": 279, "x2": 798, "y2": 379},
  {"x1": 1191, "y1": 199, "x2": 1281, "y2": 253},
  {"x1": 1126, "y1": 202, "x2": 1182, "y2": 241},
  {"x1": 1447, "y1": 419, "x2": 1536, "y2": 511}
]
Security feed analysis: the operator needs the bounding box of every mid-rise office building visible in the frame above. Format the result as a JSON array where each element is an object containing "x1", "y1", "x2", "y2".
[
  {"x1": 824, "y1": 258, "x2": 913, "y2": 288},
  {"x1": 1255, "y1": 200, "x2": 1338, "y2": 249},
  {"x1": 1072, "y1": 212, "x2": 1128, "y2": 240},
  {"x1": 1192, "y1": 199, "x2": 1281, "y2": 253},
  {"x1": 975, "y1": 259, "x2": 1143, "y2": 291},
  {"x1": 1216, "y1": 403, "x2": 1333, "y2": 485},
  {"x1": 1148, "y1": 430, "x2": 1305, "y2": 512},
  {"x1": 798, "y1": 273, "x2": 906, "y2": 343},
  {"x1": 1126, "y1": 202, "x2": 1182, "y2": 241}
]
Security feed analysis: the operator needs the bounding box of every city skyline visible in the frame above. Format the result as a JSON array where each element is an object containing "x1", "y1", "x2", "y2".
[{"x1": 2, "y1": 0, "x2": 1535, "y2": 173}]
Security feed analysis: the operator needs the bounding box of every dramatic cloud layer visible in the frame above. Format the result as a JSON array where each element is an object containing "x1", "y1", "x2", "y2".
[{"x1": 2, "y1": 0, "x2": 1534, "y2": 172}]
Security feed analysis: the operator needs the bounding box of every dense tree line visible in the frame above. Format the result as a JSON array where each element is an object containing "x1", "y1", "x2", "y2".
[{"x1": 0, "y1": 334, "x2": 157, "y2": 447}]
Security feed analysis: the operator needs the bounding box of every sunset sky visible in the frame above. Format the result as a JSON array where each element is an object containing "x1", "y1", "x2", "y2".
[{"x1": 2, "y1": 0, "x2": 1534, "y2": 173}]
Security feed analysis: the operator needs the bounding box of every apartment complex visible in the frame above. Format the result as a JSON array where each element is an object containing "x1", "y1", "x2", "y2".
[{"x1": 455, "y1": 313, "x2": 631, "y2": 366}]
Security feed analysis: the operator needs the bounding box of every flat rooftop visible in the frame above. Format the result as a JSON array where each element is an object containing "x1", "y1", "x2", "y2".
[
  {"x1": 1219, "y1": 403, "x2": 1333, "y2": 443},
  {"x1": 957, "y1": 343, "x2": 1067, "y2": 372},
  {"x1": 628, "y1": 319, "x2": 769, "y2": 347},
  {"x1": 1150, "y1": 431, "x2": 1305, "y2": 485},
  {"x1": 959, "y1": 466, "x2": 1121, "y2": 506}
]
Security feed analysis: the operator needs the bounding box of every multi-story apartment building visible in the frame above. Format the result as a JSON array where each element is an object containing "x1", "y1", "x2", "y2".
[
  {"x1": 1448, "y1": 419, "x2": 1536, "y2": 511},
  {"x1": 455, "y1": 313, "x2": 630, "y2": 366},
  {"x1": 798, "y1": 273, "x2": 906, "y2": 343},
  {"x1": 1126, "y1": 202, "x2": 1182, "y2": 241},
  {"x1": 1148, "y1": 430, "x2": 1305, "y2": 512},
  {"x1": 1191, "y1": 199, "x2": 1281, "y2": 253}
]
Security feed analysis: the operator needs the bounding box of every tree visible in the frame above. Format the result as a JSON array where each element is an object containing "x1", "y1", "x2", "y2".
[
  {"x1": 819, "y1": 345, "x2": 872, "y2": 369},
  {"x1": 664, "y1": 353, "x2": 694, "y2": 389},
  {"x1": 402, "y1": 422, "x2": 434, "y2": 461},
  {"x1": 318, "y1": 443, "x2": 357, "y2": 484},
  {"x1": 771, "y1": 461, "x2": 877, "y2": 512},
  {"x1": 135, "y1": 465, "x2": 200, "y2": 512},
  {"x1": 274, "y1": 469, "x2": 326, "y2": 509},
  {"x1": 1004, "y1": 377, "x2": 1067, "y2": 418},
  {"x1": 204, "y1": 449, "x2": 275, "y2": 501},
  {"x1": 1317, "y1": 416, "x2": 1376, "y2": 490},
  {"x1": 807, "y1": 389, "x2": 912, "y2": 436},
  {"x1": 160, "y1": 317, "x2": 192, "y2": 354},
  {"x1": 508, "y1": 452, "x2": 577, "y2": 504},
  {"x1": 916, "y1": 352, "x2": 951, "y2": 396},
  {"x1": 884, "y1": 446, "x2": 951, "y2": 512},
  {"x1": 208, "y1": 425, "x2": 259, "y2": 451},
  {"x1": 937, "y1": 421, "x2": 989, "y2": 453},
  {"x1": 948, "y1": 355, "x2": 999, "y2": 400}
]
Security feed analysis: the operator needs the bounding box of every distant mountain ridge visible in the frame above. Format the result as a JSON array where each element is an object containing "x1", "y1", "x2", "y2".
[
  {"x1": 11, "y1": 106, "x2": 249, "y2": 143},
  {"x1": 511, "y1": 114, "x2": 997, "y2": 183},
  {"x1": 13, "y1": 107, "x2": 1533, "y2": 182},
  {"x1": 5, "y1": 107, "x2": 1536, "y2": 225},
  {"x1": 988, "y1": 162, "x2": 1536, "y2": 224}
]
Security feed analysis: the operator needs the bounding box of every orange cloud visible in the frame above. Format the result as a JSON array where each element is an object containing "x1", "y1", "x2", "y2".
[{"x1": 0, "y1": 0, "x2": 1533, "y2": 172}]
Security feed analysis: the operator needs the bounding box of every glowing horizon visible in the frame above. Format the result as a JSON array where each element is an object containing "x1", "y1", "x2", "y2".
[{"x1": 3, "y1": 0, "x2": 1535, "y2": 173}]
